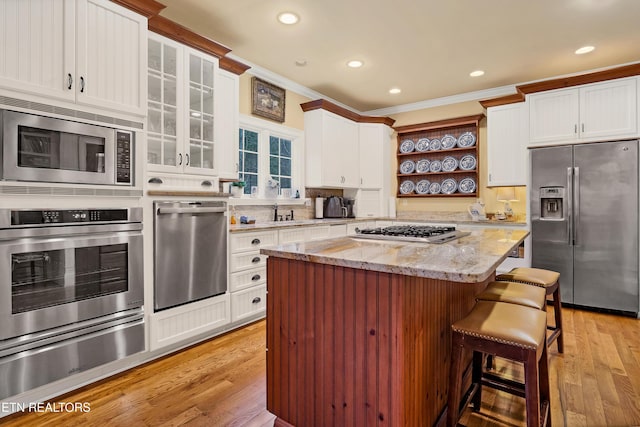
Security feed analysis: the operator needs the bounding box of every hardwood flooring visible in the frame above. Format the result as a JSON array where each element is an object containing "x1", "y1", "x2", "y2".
[{"x1": 2, "y1": 307, "x2": 640, "y2": 426}]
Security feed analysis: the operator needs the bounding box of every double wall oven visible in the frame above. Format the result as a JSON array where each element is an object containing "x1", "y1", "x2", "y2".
[{"x1": 0, "y1": 207, "x2": 144, "y2": 399}]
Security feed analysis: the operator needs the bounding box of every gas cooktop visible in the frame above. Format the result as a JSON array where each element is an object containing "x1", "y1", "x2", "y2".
[{"x1": 354, "y1": 225, "x2": 470, "y2": 244}]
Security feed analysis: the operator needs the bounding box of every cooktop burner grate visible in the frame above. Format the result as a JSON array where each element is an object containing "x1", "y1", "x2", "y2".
[{"x1": 355, "y1": 225, "x2": 469, "y2": 244}]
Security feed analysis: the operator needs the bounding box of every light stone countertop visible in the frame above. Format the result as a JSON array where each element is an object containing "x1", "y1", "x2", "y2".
[{"x1": 261, "y1": 228, "x2": 529, "y2": 283}]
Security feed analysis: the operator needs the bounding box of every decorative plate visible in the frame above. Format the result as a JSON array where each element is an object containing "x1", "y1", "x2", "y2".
[
  {"x1": 399, "y1": 159, "x2": 415, "y2": 174},
  {"x1": 415, "y1": 179, "x2": 431, "y2": 194},
  {"x1": 429, "y1": 138, "x2": 442, "y2": 151},
  {"x1": 441, "y1": 178, "x2": 458, "y2": 194},
  {"x1": 416, "y1": 159, "x2": 431, "y2": 173},
  {"x1": 399, "y1": 180, "x2": 415, "y2": 194},
  {"x1": 441, "y1": 134, "x2": 457, "y2": 149},
  {"x1": 441, "y1": 156, "x2": 458, "y2": 172},
  {"x1": 459, "y1": 154, "x2": 477, "y2": 170},
  {"x1": 429, "y1": 160, "x2": 442, "y2": 173},
  {"x1": 428, "y1": 181, "x2": 441, "y2": 194},
  {"x1": 416, "y1": 138, "x2": 430, "y2": 152},
  {"x1": 458, "y1": 177, "x2": 477, "y2": 194},
  {"x1": 457, "y1": 132, "x2": 476, "y2": 148},
  {"x1": 399, "y1": 139, "x2": 415, "y2": 153}
]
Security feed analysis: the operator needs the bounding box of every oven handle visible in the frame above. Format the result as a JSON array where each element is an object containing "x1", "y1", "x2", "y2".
[
  {"x1": 0, "y1": 223, "x2": 142, "y2": 241},
  {"x1": 157, "y1": 207, "x2": 226, "y2": 215}
]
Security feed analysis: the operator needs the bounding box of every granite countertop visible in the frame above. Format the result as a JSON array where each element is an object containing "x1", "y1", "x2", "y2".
[
  {"x1": 229, "y1": 215, "x2": 526, "y2": 232},
  {"x1": 261, "y1": 228, "x2": 528, "y2": 283}
]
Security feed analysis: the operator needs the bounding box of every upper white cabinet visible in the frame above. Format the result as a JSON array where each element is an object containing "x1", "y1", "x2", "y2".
[
  {"x1": 529, "y1": 77, "x2": 637, "y2": 145},
  {"x1": 215, "y1": 68, "x2": 240, "y2": 180},
  {"x1": 487, "y1": 102, "x2": 529, "y2": 186},
  {"x1": 147, "y1": 33, "x2": 218, "y2": 175},
  {"x1": 359, "y1": 123, "x2": 390, "y2": 189},
  {"x1": 0, "y1": 0, "x2": 146, "y2": 116},
  {"x1": 305, "y1": 109, "x2": 360, "y2": 188}
]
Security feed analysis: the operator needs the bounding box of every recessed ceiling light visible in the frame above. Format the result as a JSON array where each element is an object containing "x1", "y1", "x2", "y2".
[
  {"x1": 347, "y1": 60, "x2": 363, "y2": 68},
  {"x1": 575, "y1": 46, "x2": 595, "y2": 55},
  {"x1": 469, "y1": 70, "x2": 485, "y2": 77},
  {"x1": 295, "y1": 59, "x2": 307, "y2": 67},
  {"x1": 277, "y1": 12, "x2": 299, "y2": 25},
  {"x1": 389, "y1": 88, "x2": 401, "y2": 94}
]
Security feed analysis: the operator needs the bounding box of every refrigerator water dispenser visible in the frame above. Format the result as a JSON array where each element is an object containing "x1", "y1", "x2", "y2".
[{"x1": 540, "y1": 187, "x2": 565, "y2": 220}]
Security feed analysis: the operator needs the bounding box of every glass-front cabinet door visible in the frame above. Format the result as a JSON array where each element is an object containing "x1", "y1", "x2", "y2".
[
  {"x1": 147, "y1": 35, "x2": 181, "y2": 171},
  {"x1": 146, "y1": 34, "x2": 217, "y2": 176}
]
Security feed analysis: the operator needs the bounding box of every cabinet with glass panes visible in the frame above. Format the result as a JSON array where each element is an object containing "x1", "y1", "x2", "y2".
[{"x1": 147, "y1": 32, "x2": 217, "y2": 175}]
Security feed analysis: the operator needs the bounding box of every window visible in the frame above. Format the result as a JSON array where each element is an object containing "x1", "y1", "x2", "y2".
[
  {"x1": 238, "y1": 115, "x2": 303, "y2": 198},
  {"x1": 239, "y1": 129, "x2": 259, "y2": 194}
]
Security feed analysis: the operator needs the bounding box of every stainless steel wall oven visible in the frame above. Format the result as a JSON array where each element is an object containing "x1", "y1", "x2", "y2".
[{"x1": 0, "y1": 207, "x2": 144, "y2": 399}]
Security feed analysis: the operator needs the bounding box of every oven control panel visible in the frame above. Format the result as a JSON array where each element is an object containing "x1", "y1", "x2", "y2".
[{"x1": 10, "y1": 209, "x2": 130, "y2": 226}]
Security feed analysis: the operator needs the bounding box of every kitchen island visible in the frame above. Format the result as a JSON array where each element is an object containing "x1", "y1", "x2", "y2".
[{"x1": 261, "y1": 228, "x2": 528, "y2": 427}]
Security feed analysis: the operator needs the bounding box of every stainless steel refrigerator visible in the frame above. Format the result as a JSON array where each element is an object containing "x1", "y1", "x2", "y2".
[{"x1": 530, "y1": 140, "x2": 639, "y2": 316}]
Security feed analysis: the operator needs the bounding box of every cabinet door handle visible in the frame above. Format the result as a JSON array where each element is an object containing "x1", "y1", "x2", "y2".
[
  {"x1": 251, "y1": 274, "x2": 261, "y2": 281},
  {"x1": 80, "y1": 76, "x2": 85, "y2": 93},
  {"x1": 251, "y1": 238, "x2": 261, "y2": 245},
  {"x1": 252, "y1": 297, "x2": 261, "y2": 304},
  {"x1": 574, "y1": 124, "x2": 578, "y2": 134},
  {"x1": 67, "y1": 73, "x2": 73, "y2": 90},
  {"x1": 185, "y1": 153, "x2": 190, "y2": 166},
  {"x1": 178, "y1": 153, "x2": 183, "y2": 165},
  {"x1": 581, "y1": 123, "x2": 585, "y2": 133},
  {"x1": 251, "y1": 256, "x2": 261, "y2": 264}
]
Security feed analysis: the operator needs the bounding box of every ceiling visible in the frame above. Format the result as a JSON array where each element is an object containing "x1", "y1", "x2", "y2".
[{"x1": 157, "y1": 0, "x2": 640, "y2": 113}]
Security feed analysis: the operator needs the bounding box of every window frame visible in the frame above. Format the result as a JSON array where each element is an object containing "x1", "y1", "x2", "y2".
[{"x1": 237, "y1": 114, "x2": 304, "y2": 198}]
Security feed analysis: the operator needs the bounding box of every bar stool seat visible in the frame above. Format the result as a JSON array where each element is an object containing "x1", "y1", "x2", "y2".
[
  {"x1": 448, "y1": 301, "x2": 551, "y2": 427},
  {"x1": 476, "y1": 281, "x2": 547, "y2": 310},
  {"x1": 496, "y1": 267, "x2": 564, "y2": 353}
]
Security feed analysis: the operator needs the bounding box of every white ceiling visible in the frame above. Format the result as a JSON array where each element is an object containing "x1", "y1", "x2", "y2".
[{"x1": 157, "y1": 0, "x2": 640, "y2": 113}]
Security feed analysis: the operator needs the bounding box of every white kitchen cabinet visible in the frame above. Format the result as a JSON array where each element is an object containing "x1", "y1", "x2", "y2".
[
  {"x1": 305, "y1": 109, "x2": 360, "y2": 188},
  {"x1": 529, "y1": 77, "x2": 637, "y2": 145},
  {"x1": 359, "y1": 123, "x2": 390, "y2": 189},
  {"x1": 278, "y1": 225, "x2": 331, "y2": 244},
  {"x1": 147, "y1": 33, "x2": 218, "y2": 176},
  {"x1": 215, "y1": 68, "x2": 240, "y2": 179},
  {"x1": 487, "y1": 102, "x2": 529, "y2": 186},
  {"x1": 228, "y1": 230, "x2": 277, "y2": 322},
  {"x1": 0, "y1": 0, "x2": 146, "y2": 116}
]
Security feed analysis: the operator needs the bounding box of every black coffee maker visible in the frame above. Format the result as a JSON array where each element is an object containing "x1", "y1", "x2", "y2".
[{"x1": 343, "y1": 198, "x2": 355, "y2": 218}]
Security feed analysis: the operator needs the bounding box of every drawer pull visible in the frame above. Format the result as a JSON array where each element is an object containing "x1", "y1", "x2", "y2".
[
  {"x1": 251, "y1": 256, "x2": 261, "y2": 264},
  {"x1": 252, "y1": 297, "x2": 261, "y2": 304},
  {"x1": 251, "y1": 274, "x2": 261, "y2": 281},
  {"x1": 251, "y1": 238, "x2": 261, "y2": 245}
]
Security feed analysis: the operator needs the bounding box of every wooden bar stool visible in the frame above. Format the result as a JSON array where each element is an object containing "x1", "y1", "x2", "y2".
[
  {"x1": 496, "y1": 267, "x2": 564, "y2": 353},
  {"x1": 476, "y1": 280, "x2": 547, "y2": 310},
  {"x1": 447, "y1": 301, "x2": 551, "y2": 427}
]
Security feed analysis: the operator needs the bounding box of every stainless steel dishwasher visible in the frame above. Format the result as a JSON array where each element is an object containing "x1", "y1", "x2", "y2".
[{"x1": 154, "y1": 201, "x2": 227, "y2": 311}]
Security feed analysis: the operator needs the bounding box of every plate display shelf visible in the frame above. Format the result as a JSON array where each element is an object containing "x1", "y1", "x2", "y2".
[{"x1": 395, "y1": 114, "x2": 484, "y2": 198}]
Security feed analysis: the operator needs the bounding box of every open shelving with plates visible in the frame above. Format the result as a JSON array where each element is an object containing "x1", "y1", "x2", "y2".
[{"x1": 394, "y1": 114, "x2": 484, "y2": 198}]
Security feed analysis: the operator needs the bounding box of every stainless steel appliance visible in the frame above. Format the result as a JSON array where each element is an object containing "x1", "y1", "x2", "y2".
[
  {"x1": 531, "y1": 141, "x2": 639, "y2": 316},
  {"x1": 154, "y1": 201, "x2": 228, "y2": 311},
  {"x1": 323, "y1": 196, "x2": 355, "y2": 218},
  {"x1": 355, "y1": 225, "x2": 470, "y2": 244},
  {"x1": 0, "y1": 207, "x2": 144, "y2": 399},
  {"x1": 1, "y1": 109, "x2": 133, "y2": 186}
]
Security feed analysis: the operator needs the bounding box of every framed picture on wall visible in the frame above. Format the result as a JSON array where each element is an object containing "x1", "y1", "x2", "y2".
[{"x1": 251, "y1": 77, "x2": 286, "y2": 123}]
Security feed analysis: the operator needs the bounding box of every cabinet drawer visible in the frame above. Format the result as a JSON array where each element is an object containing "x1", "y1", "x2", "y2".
[
  {"x1": 230, "y1": 251, "x2": 268, "y2": 272},
  {"x1": 230, "y1": 266, "x2": 266, "y2": 292},
  {"x1": 279, "y1": 227, "x2": 307, "y2": 244},
  {"x1": 308, "y1": 225, "x2": 330, "y2": 241},
  {"x1": 230, "y1": 230, "x2": 278, "y2": 253},
  {"x1": 231, "y1": 285, "x2": 266, "y2": 322}
]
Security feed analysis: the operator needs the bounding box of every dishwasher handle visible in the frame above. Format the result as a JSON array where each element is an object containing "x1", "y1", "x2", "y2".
[{"x1": 157, "y1": 207, "x2": 226, "y2": 215}]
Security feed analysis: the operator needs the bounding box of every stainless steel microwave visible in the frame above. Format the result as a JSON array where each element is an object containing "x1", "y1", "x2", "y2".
[{"x1": 0, "y1": 109, "x2": 133, "y2": 186}]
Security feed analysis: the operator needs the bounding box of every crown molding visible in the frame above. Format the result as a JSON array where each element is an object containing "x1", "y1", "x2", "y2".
[
  {"x1": 300, "y1": 99, "x2": 395, "y2": 126},
  {"x1": 110, "y1": 0, "x2": 165, "y2": 17}
]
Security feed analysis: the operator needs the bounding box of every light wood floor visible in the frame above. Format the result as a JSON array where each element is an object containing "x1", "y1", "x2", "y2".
[{"x1": 2, "y1": 307, "x2": 640, "y2": 426}]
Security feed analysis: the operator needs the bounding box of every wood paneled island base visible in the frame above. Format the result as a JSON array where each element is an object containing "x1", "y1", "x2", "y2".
[{"x1": 266, "y1": 257, "x2": 493, "y2": 427}]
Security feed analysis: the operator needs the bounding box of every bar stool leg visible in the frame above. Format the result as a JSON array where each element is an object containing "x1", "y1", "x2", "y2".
[
  {"x1": 540, "y1": 338, "x2": 552, "y2": 427},
  {"x1": 448, "y1": 333, "x2": 465, "y2": 427},
  {"x1": 552, "y1": 285, "x2": 564, "y2": 353},
  {"x1": 471, "y1": 351, "x2": 483, "y2": 411},
  {"x1": 524, "y1": 352, "x2": 541, "y2": 427}
]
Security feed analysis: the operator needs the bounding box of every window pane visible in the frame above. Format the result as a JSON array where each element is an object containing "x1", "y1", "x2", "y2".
[
  {"x1": 238, "y1": 152, "x2": 243, "y2": 171},
  {"x1": 280, "y1": 139, "x2": 291, "y2": 157},
  {"x1": 164, "y1": 44, "x2": 177, "y2": 76},
  {"x1": 244, "y1": 174, "x2": 258, "y2": 194},
  {"x1": 281, "y1": 178, "x2": 291, "y2": 189},
  {"x1": 189, "y1": 141, "x2": 202, "y2": 168},
  {"x1": 270, "y1": 156, "x2": 279, "y2": 176},
  {"x1": 239, "y1": 129, "x2": 243, "y2": 149},
  {"x1": 270, "y1": 136, "x2": 279, "y2": 155},
  {"x1": 203, "y1": 60, "x2": 214, "y2": 87},
  {"x1": 245, "y1": 131, "x2": 258, "y2": 152},
  {"x1": 190, "y1": 86, "x2": 202, "y2": 113},
  {"x1": 148, "y1": 39, "x2": 161, "y2": 71},
  {"x1": 189, "y1": 54, "x2": 201, "y2": 84},
  {"x1": 245, "y1": 153, "x2": 258, "y2": 173},
  {"x1": 190, "y1": 117, "x2": 201, "y2": 139},
  {"x1": 281, "y1": 158, "x2": 291, "y2": 176}
]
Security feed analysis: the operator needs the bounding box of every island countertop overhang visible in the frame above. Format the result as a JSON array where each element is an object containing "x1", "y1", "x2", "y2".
[{"x1": 261, "y1": 228, "x2": 529, "y2": 283}]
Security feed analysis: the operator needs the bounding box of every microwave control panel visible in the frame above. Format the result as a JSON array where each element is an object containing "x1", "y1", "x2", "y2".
[{"x1": 116, "y1": 131, "x2": 132, "y2": 185}]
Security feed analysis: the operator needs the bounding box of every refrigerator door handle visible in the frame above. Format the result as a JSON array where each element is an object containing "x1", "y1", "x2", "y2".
[
  {"x1": 567, "y1": 167, "x2": 573, "y2": 245},
  {"x1": 574, "y1": 166, "x2": 580, "y2": 246}
]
